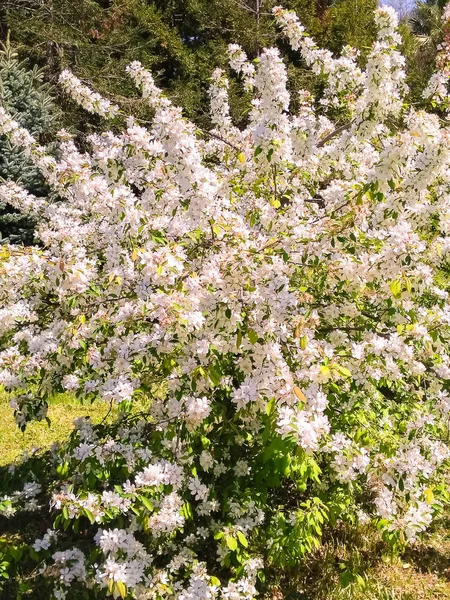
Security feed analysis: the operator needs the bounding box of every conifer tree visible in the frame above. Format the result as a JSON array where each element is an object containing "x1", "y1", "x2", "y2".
[
  {"x1": 0, "y1": 35, "x2": 59, "y2": 245},
  {"x1": 3, "y1": 0, "x2": 377, "y2": 129}
]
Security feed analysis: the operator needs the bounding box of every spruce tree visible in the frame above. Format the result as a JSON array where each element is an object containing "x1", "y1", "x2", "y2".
[{"x1": 0, "y1": 35, "x2": 59, "y2": 245}]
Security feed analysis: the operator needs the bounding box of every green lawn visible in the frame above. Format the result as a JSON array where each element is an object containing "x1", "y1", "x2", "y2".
[{"x1": 0, "y1": 389, "x2": 113, "y2": 467}]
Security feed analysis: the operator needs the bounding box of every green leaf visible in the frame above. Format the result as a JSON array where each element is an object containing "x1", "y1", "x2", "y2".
[
  {"x1": 116, "y1": 580, "x2": 127, "y2": 599},
  {"x1": 209, "y1": 365, "x2": 222, "y2": 386},
  {"x1": 236, "y1": 330, "x2": 242, "y2": 349},
  {"x1": 335, "y1": 364, "x2": 351, "y2": 378},
  {"x1": 248, "y1": 330, "x2": 258, "y2": 344},
  {"x1": 84, "y1": 509, "x2": 95, "y2": 524},
  {"x1": 181, "y1": 502, "x2": 194, "y2": 520},
  {"x1": 237, "y1": 530, "x2": 248, "y2": 547},
  {"x1": 265, "y1": 397, "x2": 275, "y2": 416},
  {"x1": 141, "y1": 496, "x2": 154, "y2": 512},
  {"x1": 339, "y1": 570, "x2": 353, "y2": 588},
  {"x1": 56, "y1": 462, "x2": 69, "y2": 479},
  {"x1": 390, "y1": 280, "x2": 402, "y2": 298},
  {"x1": 209, "y1": 366, "x2": 222, "y2": 385},
  {"x1": 424, "y1": 487, "x2": 434, "y2": 504},
  {"x1": 226, "y1": 536, "x2": 238, "y2": 551}
]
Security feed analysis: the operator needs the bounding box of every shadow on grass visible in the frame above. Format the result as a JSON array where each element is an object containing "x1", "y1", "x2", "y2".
[{"x1": 403, "y1": 544, "x2": 450, "y2": 579}]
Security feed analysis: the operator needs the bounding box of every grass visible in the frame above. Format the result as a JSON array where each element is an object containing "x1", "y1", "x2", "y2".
[
  {"x1": 0, "y1": 388, "x2": 114, "y2": 467},
  {"x1": 267, "y1": 515, "x2": 450, "y2": 600},
  {"x1": 1, "y1": 391, "x2": 450, "y2": 599}
]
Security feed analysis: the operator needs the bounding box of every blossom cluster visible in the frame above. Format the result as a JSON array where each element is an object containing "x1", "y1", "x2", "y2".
[
  {"x1": 59, "y1": 70, "x2": 120, "y2": 119},
  {"x1": 423, "y1": 4, "x2": 450, "y2": 108}
]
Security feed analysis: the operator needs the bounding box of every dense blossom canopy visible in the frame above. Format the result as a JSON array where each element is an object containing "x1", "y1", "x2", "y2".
[{"x1": 1, "y1": 4, "x2": 450, "y2": 599}]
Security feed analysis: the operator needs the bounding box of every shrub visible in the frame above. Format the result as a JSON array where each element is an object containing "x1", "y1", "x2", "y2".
[{"x1": 1, "y1": 5, "x2": 450, "y2": 599}]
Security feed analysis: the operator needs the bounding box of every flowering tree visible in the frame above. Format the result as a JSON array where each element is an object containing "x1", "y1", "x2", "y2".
[{"x1": 2, "y1": 4, "x2": 450, "y2": 598}]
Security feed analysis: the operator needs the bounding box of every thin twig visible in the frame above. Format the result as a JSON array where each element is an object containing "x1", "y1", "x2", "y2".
[
  {"x1": 100, "y1": 400, "x2": 114, "y2": 425},
  {"x1": 317, "y1": 121, "x2": 354, "y2": 148},
  {"x1": 200, "y1": 130, "x2": 242, "y2": 153}
]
